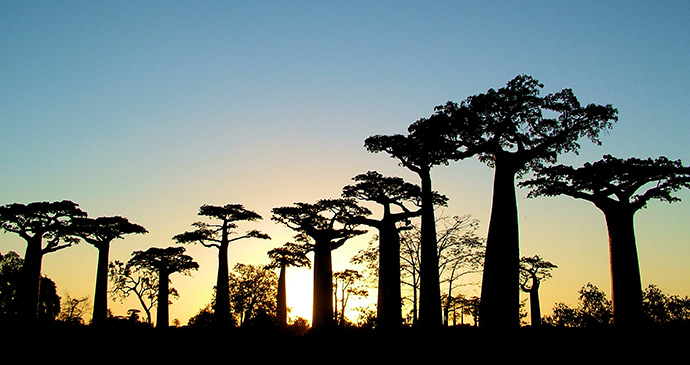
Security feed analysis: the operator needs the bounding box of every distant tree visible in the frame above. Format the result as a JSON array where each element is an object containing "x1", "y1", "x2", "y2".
[
  {"x1": 520, "y1": 154, "x2": 690, "y2": 326},
  {"x1": 228, "y1": 263, "x2": 278, "y2": 326},
  {"x1": 519, "y1": 255, "x2": 557, "y2": 327},
  {"x1": 333, "y1": 269, "x2": 368, "y2": 326},
  {"x1": 173, "y1": 204, "x2": 270, "y2": 327},
  {"x1": 436, "y1": 75, "x2": 617, "y2": 329},
  {"x1": 544, "y1": 283, "x2": 612, "y2": 328},
  {"x1": 342, "y1": 170, "x2": 448, "y2": 329},
  {"x1": 187, "y1": 304, "x2": 217, "y2": 328},
  {"x1": 365, "y1": 114, "x2": 473, "y2": 328},
  {"x1": 0, "y1": 200, "x2": 86, "y2": 320},
  {"x1": 57, "y1": 293, "x2": 90, "y2": 325},
  {"x1": 108, "y1": 259, "x2": 163, "y2": 325},
  {"x1": 642, "y1": 284, "x2": 690, "y2": 327},
  {"x1": 70, "y1": 216, "x2": 147, "y2": 328},
  {"x1": 0, "y1": 251, "x2": 23, "y2": 320},
  {"x1": 127, "y1": 247, "x2": 199, "y2": 328},
  {"x1": 267, "y1": 242, "x2": 311, "y2": 326},
  {"x1": 272, "y1": 199, "x2": 370, "y2": 329}
]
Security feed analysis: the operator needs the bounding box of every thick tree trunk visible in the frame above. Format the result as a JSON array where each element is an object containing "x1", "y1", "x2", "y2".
[
  {"x1": 377, "y1": 219, "x2": 402, "y2": 330},
  {"x1": 604, "y1": 209, "x2": 643, "y2": 327},
  {"x1": 418, "y1": 171, "x2": 442, "y2": 328},
  {"x1": 312, "y1": 239, "x2": 334, "y2": 329},
  {"x1": 214, "y1": 243, "x2": 231, "y2": 326},
  {"x1": 19, "y1": 236, "x2": 43, "y2": 321},
  {"x1": 92, "y1": 243, "x2": 110, "y2": 327},
  {"x1": 480, "y1": 160, "x2": 520, "y2": 329},
  {"x1": 157, "y1": 270, "x2": 170, "y2": 329},
  {"x1": 277, "y1": 263, "x2": 287, "y2": 326},
  {"x1": 529, "y1": 284, "x2": 541, "y2": 327}
]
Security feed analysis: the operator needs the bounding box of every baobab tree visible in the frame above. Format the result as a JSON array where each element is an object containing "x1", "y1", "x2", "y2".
[
  {"x1": 519, "y1": 255, "x2": 557, "y2": 327},
  {"x1": 271, "y1": 199, "x2": 370, "y2": 329},
  {"x1": 342, "y1": 170, "x2": 447, "y2": 329},
  {"x1": 70, "y1": 216, "x2": 147, "y2": 328},
  {"x1": 436, "y1": 74, "x2": 618, "y2": 329},
  {"x1": 365, "y1": 114, "x2": 474, "y2": 328},
  {"x1": 267, "y1": 242, "x2": 311, "y2": 326},
  {"x1": 520, "y1": 154, "x2": 690, "y2": 326},
  {"x1": 173, "y1": 204, "x2": 270, "y2": 327},
  {"x1": 0, "y1": 200, "x2": 86, "y2": 320},
  {"x1": 128, "y1": 246, "x2": 199, "y2": 329}
]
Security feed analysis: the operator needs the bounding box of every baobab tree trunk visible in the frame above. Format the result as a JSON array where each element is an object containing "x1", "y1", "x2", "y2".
[
  {"x1": 604, "y1": 209, "x2": 643, "y2": 327},
  {"x1": 277, "y1": 262, "x2": 288, "y2": 326},
  {"x1": 214, "y1": 242, "x2": 231, "y2": 326},
  {"x1": 19, "y1": 237, "x2": 43, "y2": 321},
  {"x1": 92, "y1": 243, "x2": 110, "y2": 328},
  {"x1": 529, "y1": 283, "x2": 541, "y2": 327},
  {"x1": 418, "y1": 171, "x2": 442, "y2": 328},
  {"x1": 480, "y1": 159, "x2": 520, "y2": 329},
  {"x1": 312, "y1": 239, "x2": 334, "y2": 330},
  {"x1": 377, "y1": 220, "x2": 402, "y2": 330},
  {"x1": 157, "y1": 269, "x2": 170, "y2": 329}
]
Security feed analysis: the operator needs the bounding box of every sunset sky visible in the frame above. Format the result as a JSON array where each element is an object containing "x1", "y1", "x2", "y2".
[{"x1": 2, "y1": 1, "x2": 689, "y2": 325}]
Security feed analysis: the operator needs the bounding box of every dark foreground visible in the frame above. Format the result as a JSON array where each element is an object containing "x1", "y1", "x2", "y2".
[{"x1": 3, "y1": 322, "x2": 688, "y2": 361}]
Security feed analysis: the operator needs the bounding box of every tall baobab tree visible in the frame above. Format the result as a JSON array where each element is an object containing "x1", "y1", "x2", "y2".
[
  {"x1": 128, "y1": 246, "x2": 199, "y2": 329},
  {"x1": 0, "y1": 200, "x2": 86, "y2": 320},
  {"x1": 342, "y1": 170, "x2": 448, "y2": 329},
  {"x1": 271, "y1": 199, "x2": 370, "y2": 330},
  {"x1": 70, "y1": 216, "x2": 147, "y2": 328},
  {"x1": 365, "y1": 113, "x2": 473, "y2": 328},
  {"x1": 267, "y1": 242, "x2": 311, "y2": 326},
  {"x1": 437, "y1": 74, "x2": 617, "y2": 329},
  {"x1": 519, "y1": 255, "x2": 557, "y2": 327},
  {"x1": 173, "y1": 204, "x2": 270, "y2": 327},
  {"x1": 520, "y1": 154, "x2": 690, "y2": 326}
]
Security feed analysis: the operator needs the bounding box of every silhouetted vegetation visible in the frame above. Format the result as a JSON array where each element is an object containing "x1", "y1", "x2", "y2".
[{"x1": 2, "y1": 74, "x2": 690, "y2": 352}]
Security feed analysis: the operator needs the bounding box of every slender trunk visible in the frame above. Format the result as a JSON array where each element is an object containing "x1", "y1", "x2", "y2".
[
  {"x1": 92, "y1": 243, "x2": 110, "y2": 327},
  {"x1": 277, "y1": 263, "x2": 287, "y2": 326},
  {"x1": 312, "y1": 238, "x2": 334, "y2": 329},
  {"x1": 377, "y1": 217, "x2": 402, "y2": 330},
  {"x1": 480, "y1": 159, "x2": 520, "y2": 329},
  {"x1": 20, "y1": 236, "x2": 43, "y2": 321},
  {"x1": 529, "y1": 283, "x2": 541, "y2": 327},
  {"x1": 214, "y1": 222, "x2": 231, "y2": 326},
  {"x1": 604, "y1": 209, "x2": 643, "y2": 327},
  {"x1": 418, "y1": 170, "x2": 441, "y2": 328},
  {"x1": 157, "y1": 269, "x2": 170, "y2": 329}
]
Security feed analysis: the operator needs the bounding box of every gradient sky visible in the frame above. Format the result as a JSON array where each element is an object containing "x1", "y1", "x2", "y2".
[{"x1": 2, "y1": 1, "x2": 689, "y2": 325}]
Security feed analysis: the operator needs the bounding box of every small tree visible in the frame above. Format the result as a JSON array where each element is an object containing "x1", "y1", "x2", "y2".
[
  {"x1": 0, "y1": 200, "x2": 86, "y2": 320},
  {"x1": 520, "y1": 154, "x2": 690, "y2": 326},
  {"x1": 108, "y1": 259, "x2": 162, "y2": 325},
  {"x1": 127, "y1": 246, "x2": 199, "y2": 328},
  {"x1": 333, "y1": 269, "x2": 368, "y2": 326},
  {"x1": 70, "y1": 216, "x2": 147, "y2": 328},
  {"x1": 272, "y1": 199, "x2": 370, "y2": 329},
  {"x1": 173, "y1": 204, "x2": 270, "y2": 327},
  {"x1": 519, "y1": 255, "x2": 557, "y2": 327},
  {"x1": 267, "y1": 242, "x2": 311, "y2": 326},
  {"x1": 544, "y1": 283, "x2": 612, "y2": 327},
  {"x1": 57, "y1": 293, "x2": 91, "y2": 325},
  {"x1": 228, "y1": 263, "x2": 278, "y2": 326}
]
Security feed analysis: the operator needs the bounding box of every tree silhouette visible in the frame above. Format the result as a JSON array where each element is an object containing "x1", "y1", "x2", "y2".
[
  {"x1": 173, "y1": 204, "x2": 270, "y2": 327},
  {"x1": 228, "y1": 263, "x2": 278, "y2": 326},
  {"x1": 520, "y1": 154, "x2": 690, "y2": 326},
  {"x1": 333, "y1": 269, "x2": 368, "y2": 326},
  {"x1": 108, "y1": 259, "x2": 162, "y2": 325},
  {"x1": 0, "y1": 200, "x2": 86, "y2": 321},
  {"x1": 70, "y1": 216, "x2": 147, "y2": 328},
  {"x1": 436, "y1": 74, "x2": 618, "y2": 329},
  {"x1": 365, "y1": 114, "x2": 472, "y2": 328},
  {"x1": 519, "y1": 255, "x2": 557, "y2": 327},
  {"x1": 267, "y1": 242, "x2": 311, "y2": 326},
  {"x1": 342, "y1": 170, "x2": 448, "y2": 329},
  {"x1": 271, "y1": 198, "x2": 370, "y2": 330},
  {"x1": 128, "y1": 246, "x2": 199, "y2": 329}
]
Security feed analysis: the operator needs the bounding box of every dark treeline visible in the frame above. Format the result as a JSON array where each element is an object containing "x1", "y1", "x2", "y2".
[{"x1": 2, "y1": 75, "x2": 690, "y2": 347}]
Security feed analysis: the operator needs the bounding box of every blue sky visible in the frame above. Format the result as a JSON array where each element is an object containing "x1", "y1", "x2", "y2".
[{"x1": 2, "y1": 1, "x2": 689, "y2": 324}]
